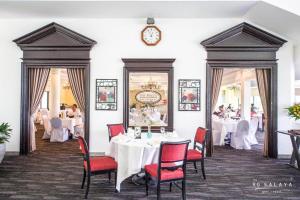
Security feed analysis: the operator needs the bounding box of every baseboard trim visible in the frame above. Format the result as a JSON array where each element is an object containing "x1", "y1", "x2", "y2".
[
  {"x1": 278, "y1": 154, "x2": 291, "y2": 159},
  {"x1": 5, "y1": 151, "x2": 19, "y2": 156}
]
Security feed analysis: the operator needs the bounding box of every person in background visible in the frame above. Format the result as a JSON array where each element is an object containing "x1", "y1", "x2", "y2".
[
  {"x1": 251, "y1": 103, "x2": 257, "y2": 117},
  {"x1": 227, "y1": 104, "x2": 234, "y2": 112},
  {"x1": 236, "y1": 104, "x2": 241, "y2": 117},
  {"x1": 217, "y1": 105, "x2": 225, "y2": 118},
  {"x1": 67, "y1": 104, "x2": 81, "y2": 118}
]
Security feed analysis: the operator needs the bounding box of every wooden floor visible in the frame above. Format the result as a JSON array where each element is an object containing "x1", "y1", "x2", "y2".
[{"x1": 1, "y1": 126, "x2": 300, "y2": 199}]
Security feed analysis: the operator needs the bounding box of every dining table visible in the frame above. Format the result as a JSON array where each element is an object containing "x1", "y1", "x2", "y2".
[
  {"x1": 277, "y1": 130, "x2": 300, "y2": 170},
  {"x1": 108, "y1": 132, "x2": 184, "y2": 192},
  {"x1": 61, "y1": 117, "x2": 83, "y2": 134},
  {"x1": 212, "y1": 118, "x2": 239, "y2": 145}
]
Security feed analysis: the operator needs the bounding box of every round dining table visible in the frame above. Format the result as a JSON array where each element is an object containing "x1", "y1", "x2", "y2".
[
  {"x1": 108, "y1": 132, "x2": 183, "y2": 192},
  {"x1": 212, "y1": 118, "x2": 239, "y2": 145},
  {"x1": 61, "y1": 117, "x2": 83, "y2": 134}
]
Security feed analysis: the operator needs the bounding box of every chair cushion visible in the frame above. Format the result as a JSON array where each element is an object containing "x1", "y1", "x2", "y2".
[
  {"x1": 84, "y1": 156, "x2": 117, "y2": 172},
  {"x1": 145, "y1": 164, "x2": 183, "y2": 181},
  {"x1": 187, "y1": 149, "x2": 202, "y2": 161}
]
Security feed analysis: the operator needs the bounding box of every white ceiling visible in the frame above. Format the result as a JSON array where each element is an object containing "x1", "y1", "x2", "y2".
[
  {"x1": 0, "y1": 0, "x2": 299, "y2": 44},
  {"x1": 0, "y1": 1, "x2": 258, "y2": 18}
]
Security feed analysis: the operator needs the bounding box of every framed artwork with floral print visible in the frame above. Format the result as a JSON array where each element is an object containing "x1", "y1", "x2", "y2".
[
  {"x1": 96, "y1": 79, "x2": 117, "y2": 110},
  {"x1": 178, "y1": 79, "x2": 201, "y2": 111}
]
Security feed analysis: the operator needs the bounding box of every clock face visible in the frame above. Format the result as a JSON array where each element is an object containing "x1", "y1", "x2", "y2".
[{"x1": 141, "y1": 26, "x2": 161, "y2": 46}]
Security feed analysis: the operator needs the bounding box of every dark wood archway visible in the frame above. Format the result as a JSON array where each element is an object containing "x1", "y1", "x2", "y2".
[
  {"x1": 201, "y1": 22, "x2": 286, "y2": 158},
  {"x1": 14, "y1": 22, "x2": 96, "y2": 155}
]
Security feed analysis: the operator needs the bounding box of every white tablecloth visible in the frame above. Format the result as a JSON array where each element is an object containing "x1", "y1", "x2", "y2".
[
  {"x1": 108, "y1": 132, "x2": 182, "y2": 192},
  {"x1": 212, "y1": 119, "x2": 239, "y2": 145},
  {"x1": 61, "y1": 118, "x2": 83, "y2": 134}
]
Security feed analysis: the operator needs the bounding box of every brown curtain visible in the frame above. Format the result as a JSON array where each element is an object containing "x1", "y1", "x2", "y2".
[
  {"x1": 211, "y1": 68, "x2": 224, "y2": 111},
  {"x1": 28, "y1": 68, "x2": 50, "y2": 151},
  {"x1": 67, "y1": 68, "x2": 85, "y2": 112},
  {"x1": 210, "y1": 68, "x2": 224, "y2": 154},
  {"x1": 255, "y1": 69, "x2": 271, "y2": 157}
]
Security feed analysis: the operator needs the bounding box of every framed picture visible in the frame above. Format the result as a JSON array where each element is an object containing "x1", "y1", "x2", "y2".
[
  {"x1": 95, "y1": 79, "x2": 117, "y2": 110},
  {"x1": 123, "y1": 59, "x2": 174, "y2": 132},
  {"x1": 178, "y1": 79, "x2": 201, "y2": 111}
]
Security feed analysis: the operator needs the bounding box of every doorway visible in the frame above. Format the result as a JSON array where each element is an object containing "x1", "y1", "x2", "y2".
[
  {"x1": 14, "y1": 22, "x2": 96, "y2": 155},
  {"x1": 201, "y1": 22, "x2": 286, "y2": 158}
]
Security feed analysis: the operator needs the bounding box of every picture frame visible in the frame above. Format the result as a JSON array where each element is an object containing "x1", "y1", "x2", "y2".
[
  {"x1": 178, "y1": 79, "x2": 201, "y2": 111},
  {"x1": 123, "y1": 59, "x2": 174, "y2": 132},
  {"x1": 95, "y1": 79, "x2": 118, "y2": 110}
]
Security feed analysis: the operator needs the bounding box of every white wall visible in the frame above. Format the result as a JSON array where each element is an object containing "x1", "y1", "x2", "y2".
[
  {"x1": 277, "y1": 42, "x2": 295, "y2": 155},
  {"x1": 0, "y1": 18, "x2": 295, "y2": 156}
]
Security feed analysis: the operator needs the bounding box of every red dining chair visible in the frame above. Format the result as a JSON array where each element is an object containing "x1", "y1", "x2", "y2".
[
  {"x1": 145, "y1": 140, "x2": 191, "y2": 200},
  {"x1": 107, "y1": 123, "x2": 125, "y2": 141},
  {"x1": 78, "y1": 136, "x2": 117, "y2": 199},
  {"x1": 186, "y1": 127, "x2": 208, "y2": 179}
]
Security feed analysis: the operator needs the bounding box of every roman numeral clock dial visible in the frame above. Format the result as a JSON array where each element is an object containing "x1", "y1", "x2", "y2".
[{"x1": 141, "y1": 25, "x2": 161, "y2": 46}]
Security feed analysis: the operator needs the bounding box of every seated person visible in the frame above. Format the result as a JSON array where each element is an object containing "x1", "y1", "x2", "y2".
[
  {"x1": 67, "y1": 104, "x2": 81, "y2": 118},
  {"x1": 226, "y1": 104, "x2": 234, "y2": 112},
  {"x1": 217, "y1": 105, "x2": 225, "y2": 118},
  {"x1": 251, "y1": 103, "x2": 257, "y2": 117}
]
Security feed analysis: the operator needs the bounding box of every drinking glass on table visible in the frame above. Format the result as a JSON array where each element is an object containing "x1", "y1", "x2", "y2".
[{"x1": 160, "y1": 127, "x2": 166, "y2": 137}]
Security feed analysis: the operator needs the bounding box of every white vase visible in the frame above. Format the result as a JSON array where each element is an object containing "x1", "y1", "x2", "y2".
[{"x1": 0, "y1": 143, "x2": 5, "y2": 164}]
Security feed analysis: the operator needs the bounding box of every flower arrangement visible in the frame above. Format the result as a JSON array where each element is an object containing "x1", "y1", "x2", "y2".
[
  {"x1": 287, "y1": 104, "x2": 300, "y2": 120},
  {"x1": 0, "y1": 123, "x2": 12, "y2": 144}
]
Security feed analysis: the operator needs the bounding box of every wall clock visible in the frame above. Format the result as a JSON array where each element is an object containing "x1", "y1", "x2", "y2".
[{"x1": 141, "y1": 25, "x2": 161, "y2": 46}]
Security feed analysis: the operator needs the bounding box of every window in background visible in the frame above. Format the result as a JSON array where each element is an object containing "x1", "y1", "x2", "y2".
[{"x1": 40, "y1": 91, "x2": 49, "y2": 109}]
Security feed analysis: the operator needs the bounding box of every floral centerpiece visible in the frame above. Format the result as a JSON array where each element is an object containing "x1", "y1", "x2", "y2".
[
  {"x1": 0, "y1": 122, "x2": 12, "y2": 163},
  {"x1": 287, "y1": 104, "x2": 300, "y2": 120}
]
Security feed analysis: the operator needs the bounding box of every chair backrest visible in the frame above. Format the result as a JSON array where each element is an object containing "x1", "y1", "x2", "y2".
[
  {"x1": 194, "y1": 127, "x2": 207, "y2": 152},
  {"x1": 157, "y1": 140, "x2": 190, "y2": 180},
  {"x1": 236, "y1": 120, "x2": 249, "y2": 136},
  {"x1": 78, "y1": 136, "x2": 88, "y2": 156},
  {"x1": 40, "y1": 109, "x2": 49, "y2": 116},
  {"x1": 43, "y1": 116, "x2": 51, "y2": 132},
  {"x1": 107, "y1": 123, "x2": 125, "y2": 141},
  {"x1": 77, "y1": 136, "x2": 91, "y2": 171},
  {"x1": 194, "y1": 127, "x2": 207, "y2": 144},
  {"x1": 50, "y1": 117, "x2": 63, "y2": 129}
]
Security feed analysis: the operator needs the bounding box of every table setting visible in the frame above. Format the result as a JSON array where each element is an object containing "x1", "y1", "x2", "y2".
[{"x1": 108, "y1": 128, "x2": 183, "y2": 192}]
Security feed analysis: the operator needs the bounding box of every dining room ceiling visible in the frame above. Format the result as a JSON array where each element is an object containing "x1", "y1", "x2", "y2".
[
  {"x1": 0, "y1": 0, "x2": 299, "y2": 44},
  {"x1": 0, "y1": 1, "x2": 258, "y2": 18}
]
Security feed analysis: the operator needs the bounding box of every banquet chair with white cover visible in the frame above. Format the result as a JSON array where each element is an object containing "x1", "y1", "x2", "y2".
[
  {"x1": 212, "y1": 119, "x2": 226, "y2": 146},
  {"x1": 248, "y1": 117, "x2": 259, "y2": 145},
  {"x1": 39, "y1": 109, "x2": 50, "y2": 125},
  {"x1": 42, "y1": 116, "x2": 52, "y2": 139},
  {"x1": 230, "y1": 120, "x2": 251, "y2": 149},
  {"x1": 50, "y1": 118, "x2": 69, "y2": 142}
]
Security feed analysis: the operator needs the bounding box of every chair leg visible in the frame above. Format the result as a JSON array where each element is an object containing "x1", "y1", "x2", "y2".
[
  {"x1": 81, "y1": 169, "x2": 86, "y2": 189},
  {"x1": 108, "y1": 172, "x2": 111, "y2": 183},
  {"x1": 169, "y1": 182, "x2": 172, "y2": 192},
  {"x1": 193, "y1": 161, "x2": 198, "y2": 173},
  {"x1": 145, "y1": 172, "x2": 149, "y2": 196},
  {"x1": 157, "y1": 182, "x2": 161, "y2": 200},
  {"x1": 85, "y1": 172, "x2": 91, "y2": 199},
  {"x1": 201, "y1": 159, "x2": 206, "y2": 180},
  {"x1": 182, "y1": 180, "x2": 186, "y2": 200},
  {"x1": 114, "y1": 171, "x2": 118, "y2": 192}
]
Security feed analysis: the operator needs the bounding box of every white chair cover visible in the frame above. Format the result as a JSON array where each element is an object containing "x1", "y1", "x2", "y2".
[
  {"x1": 39, "y1": 109, "x2": 50, "y2": 125},
  {"x1": 50, "y1": 118, "x2": 69, "y2": 142},
  {"x1": 212, "y1": 120, "x2": 226, "y2": 146},
  {"x1": 230, "y1": 120, "x2": 251, "y2": 149},
  {"x1": 42, "y1": 116, "x2": 52, "y2": 139},
  {"x1": 74, "y1": 124, "x2": 84, "y2": 138},
  {"x1": 248, "y1": 117, "x2": 259, "y2": 145}
]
